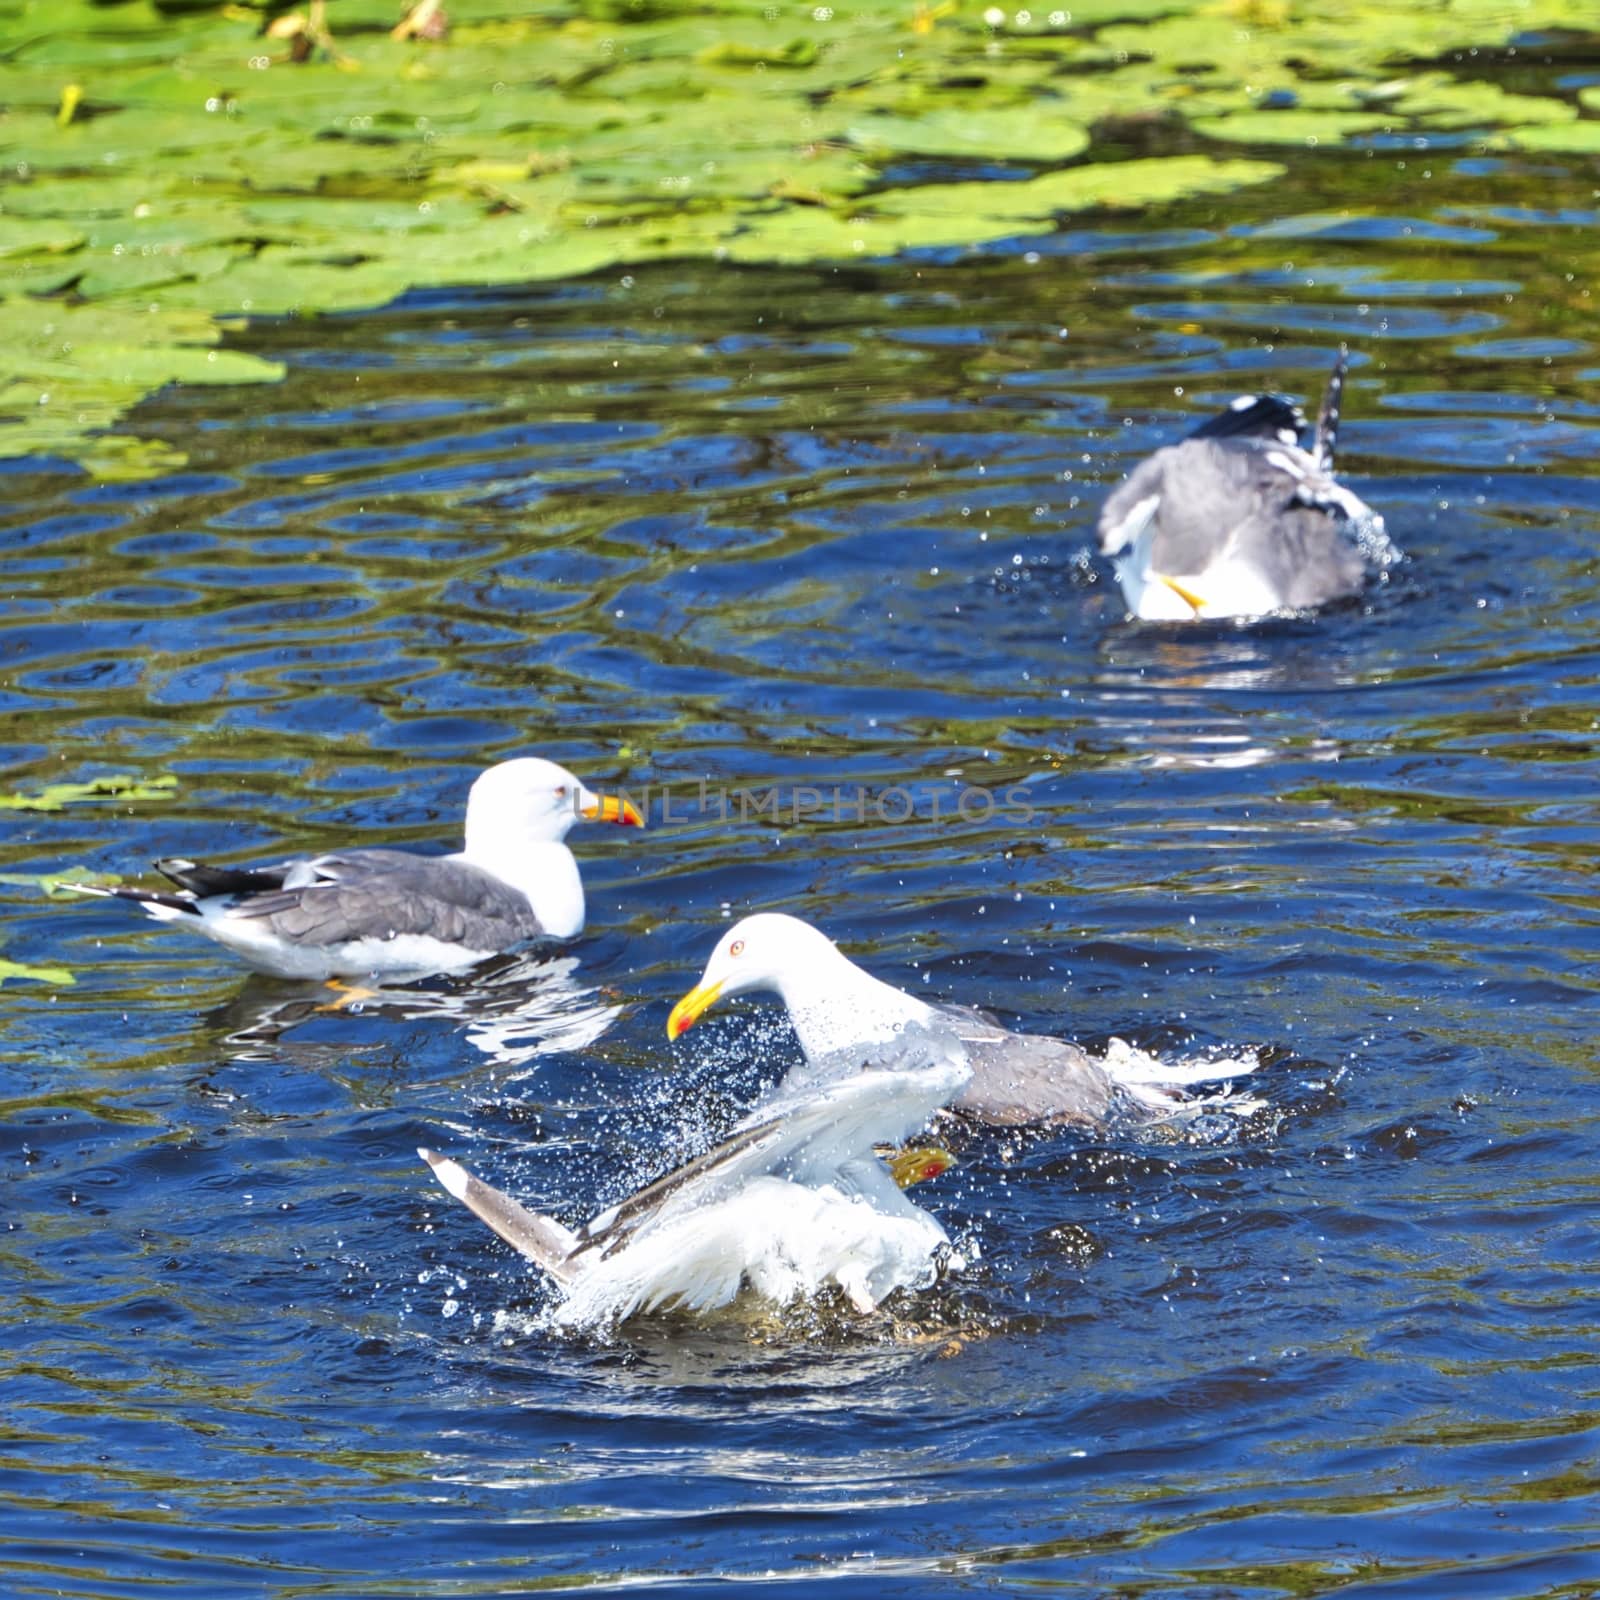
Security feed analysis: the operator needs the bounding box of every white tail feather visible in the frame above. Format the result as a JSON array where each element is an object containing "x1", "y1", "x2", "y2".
[
  {"x1": 64, "y1": 882, "x2": 199, "y2": 925},
  {"x1": 1100, "y1": 1037, "x2": 1265, "y2": 1118},
  {"x1": 1101, "y1": 1036, "x2": 1259, "y2": 1086},
  {"x1": 136, "y1": 900, "x2": 197, "y2": 925}
]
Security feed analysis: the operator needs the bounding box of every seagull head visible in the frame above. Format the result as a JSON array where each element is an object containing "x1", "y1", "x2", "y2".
[
  {"x1": 464, "y1": 757, "x2": 643, "y2": 853},
  {"x1": 667, "y1": 913, "x2": 844, "y2": 1040}
]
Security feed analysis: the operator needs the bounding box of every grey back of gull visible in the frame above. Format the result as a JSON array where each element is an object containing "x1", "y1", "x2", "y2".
[
  {"x1": 225, "y1": 847, "x2": 549, "y2": 952},
  {"x1": 1096, "y1": 350, "x2": 1387, "y2": 620},
  {"x1": 936, "y1": 1003, "x2": 1129, "y2": 1128}
]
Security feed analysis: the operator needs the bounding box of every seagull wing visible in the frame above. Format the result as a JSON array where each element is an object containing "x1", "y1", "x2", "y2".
[
  {"x1": 1312, "y1": 345, "x2": 1348, "y2": 471},
  {"x1": 221, "y1": 849, "x2": 545, "y2": 950},
  {"x1": 418, "y1": 1148, "x2": 584, "y2": 1284},
  {"x1": 155, "y1": 857, "x2": 295, "y2": 897},
  {"x1": 570, "y1": 1040, "x2": 970, "y2": 1266},
  {"x1": 933, "y1": 1003, "x2": 1116, "y2": 1128},
  {"x1": 1185, "y1": 391, "x2": 1305, "y2": 446}
]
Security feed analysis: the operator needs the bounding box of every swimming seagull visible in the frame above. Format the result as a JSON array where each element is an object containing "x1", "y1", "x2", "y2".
[
  {"x1": 73, "y1": 757, "x2": 643, "y2": 981},
  {"x1": 668, "y1": 913, "x2": 1256, "y2": 1130},
  {"x1": 420, "y1": 1023, "x2": 970, "y2": 1325},
  {"x1": 1096, "y1": 349, "x2": 1394, "y2": 621}
]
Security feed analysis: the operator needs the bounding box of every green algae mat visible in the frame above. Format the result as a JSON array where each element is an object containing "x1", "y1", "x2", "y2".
[{"x1": 2, "y1": 0, "x2": 1595, "y2": 477}]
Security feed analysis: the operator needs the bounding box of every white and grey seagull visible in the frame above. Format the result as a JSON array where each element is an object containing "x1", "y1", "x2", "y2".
[
  {"x1": 668, "y1": 913, "x2": 1256, "y2": 1130},
  {"x1": 421, "y1": 1021, "x2": 970, "y2": 1325},
  {"x1": 74, "y1": 757, "x2": 642, "y2": 981},
  {"x1": 1097, "y1": 349, "x2": 1395, "y2": 621}
]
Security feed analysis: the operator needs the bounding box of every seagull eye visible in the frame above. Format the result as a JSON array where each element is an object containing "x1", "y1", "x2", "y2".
[
  {"x1": 555, "y1": 785, "x2": 568, "y2": 798},
  {"x1": 729, "y1": 939, "x2": 745, "y2": 958}
]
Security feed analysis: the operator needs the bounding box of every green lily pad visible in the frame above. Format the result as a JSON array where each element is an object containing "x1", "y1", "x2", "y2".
[
  {"x1": 1192, "y1": 110, "x2": 1395, "y2": 146},
  {"x1": 0, "y1": 774, "x2": 180, "y2": 812},
  {"x1": 722, "y1": 200, "x2": 1018, "y2": 264},
  {"x1": 0, "y1": 294, "x2": 284, "y2": 463},
  {"x1": 77, "y1": 434, "x2": 192, "y2": 481},
  {"x1": 697, "y1": 37, "x2": 821, "y2": 69},
  {"x1": 0, "y1": 958, "x2": 76, "y2": 987},
  {"x1": 1385, "y1": 75, "x2": 1578, "y2": 128},
  {"x1": 1504, "y1": 121, "x2": 1600, "y2": 154},
  {"x1": 76, "y1": 243, "x2": 242, "y2": 301},
  {"x1": 870, "y1": 155, "x2": 1285, "y2": 221},
  {"x1": 0, "y1": 215, "x2": 87, "y2": 258},
  {"x1": 850, "y1": 109, "x2": 1091, "y2": 163},
  {"x1": 0, "y1": 0, "x2": 1590, "y2": 477}
]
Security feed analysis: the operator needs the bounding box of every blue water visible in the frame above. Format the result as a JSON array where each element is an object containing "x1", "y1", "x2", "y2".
[{"x1": 3, "y1": 141, "x2": 1600, "y2": 1596}]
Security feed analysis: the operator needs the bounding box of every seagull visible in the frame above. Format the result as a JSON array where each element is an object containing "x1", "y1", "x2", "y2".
[
  {"x1": 1096, "y1": 349, "x2": 1394, "y2": 621},
  {"x1": 73, "y1": 757, "x2": 642, "y2": 980},
  {"x1": 667, "y1": 913, "x2": 1256, "y2": 1130},
  {"x1": 420, "y1": 1022, "x2": 970, "y2": 1326}
]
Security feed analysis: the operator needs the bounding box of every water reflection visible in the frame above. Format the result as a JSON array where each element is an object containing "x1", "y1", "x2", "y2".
[
  {"x1": 1076, "y1": 619, "x2": 1379, "y2": 769},
  {"x1": 206, "y1": 951, "x2": 621, "y2": 1073}
]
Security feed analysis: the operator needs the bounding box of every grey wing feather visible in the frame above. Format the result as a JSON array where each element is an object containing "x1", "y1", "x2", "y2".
[
  {"x1": 1101, "y1": 438, "x2": 1367, "y2": 608},
  {"x1": 568, "y1": 1113, "x2": 794, "y2": 1264},
  {"x1": 419, "y1": 1149, "x2": 583, "y2": 1283},
  {"x1": 934, "y1": 1004, "x2": 1118, "y2": 1128},
  {"x1": 1098, "y1": 454, "x2": 1169, "y2": 556},
  {"x1": 228, "y1": 850, "x2": 542, "y2": 950}
]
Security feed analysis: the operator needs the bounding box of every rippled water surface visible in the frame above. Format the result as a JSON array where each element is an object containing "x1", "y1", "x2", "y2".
[{"x1": 4, "y1": 126, "x2": 1600, "y2": 1598}]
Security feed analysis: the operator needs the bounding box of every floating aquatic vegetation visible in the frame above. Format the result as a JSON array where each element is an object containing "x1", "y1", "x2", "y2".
[
  {"x1": 0, "y1": 956, "x2": 75, "y2": 986},
  {"x1": 0, "y1": 0, "x2": 1591, "y2": 475},
  {"x1": 0, "y1": 774, "x2": 179, "y2": 812},
  {"x1": 0, "y1": 867, "x2": 115, "y2": 898}
]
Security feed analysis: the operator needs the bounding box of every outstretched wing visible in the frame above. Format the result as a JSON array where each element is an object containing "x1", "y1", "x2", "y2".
[
  {"x1": 570, "y1": 1039, "x2": 970, "y2": 1266},
  {"x1": 568, "y1": 1112, "x2": 794, "y2": 1263},
  {"x1": 419, "y1": 1148, "x2": 584, "y2": 1284}
]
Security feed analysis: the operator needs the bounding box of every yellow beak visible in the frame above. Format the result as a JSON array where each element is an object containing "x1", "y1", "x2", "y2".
[
  {"x1": 667, "y1": 978, "x2": 724, "y2": 1040},
  {"x1": 1155, "y1": 573, "x2": 1209, "y2": 616},
  {"x1": 582, "y1": 795, "x2": 645, "y2": 828}
]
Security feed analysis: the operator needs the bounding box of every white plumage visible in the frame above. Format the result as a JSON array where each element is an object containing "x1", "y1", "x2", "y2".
[
  {"x1": 422, "y1": 1026, "x2": 970, "y2": 1328},
  {"x1": 1096, "y1": 351, "x2": 1396, "y2": 621},
  {"x1": 669, "y1": 913, "x2": 1260, "y2": 1130},
  {"x1": 71, "y1": 757, "x2": 641, "y2": 980}
]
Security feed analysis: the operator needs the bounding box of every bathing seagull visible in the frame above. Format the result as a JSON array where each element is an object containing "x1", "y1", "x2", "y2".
[
  {"x1": 1097, "y1": 349, "x2": 1393, "y2": 620},
  {"x1": 73, "y1": 757, "x2": 642, "y2": 980},
  {"x1": 420, "y1": 1022, "x2": 970, "y2": 1325},
  {"x1": 668, "y1": 913, "x2": 1255, "y2": 1130}
]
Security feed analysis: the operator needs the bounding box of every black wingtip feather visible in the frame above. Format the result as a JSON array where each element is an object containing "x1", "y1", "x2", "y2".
[
  {"x1": 1186, "y1": 392, "x2": 1306, "y2": 446},
  {"x1": 155, "y1": 857, "x2": 289, "y2": 897},
  {"x1": 1313, "y1": 345, "x2": 1348, "y2": 472},
  {"x1": 111, "y1": 885, "x2": 201, "y2": 915}
]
